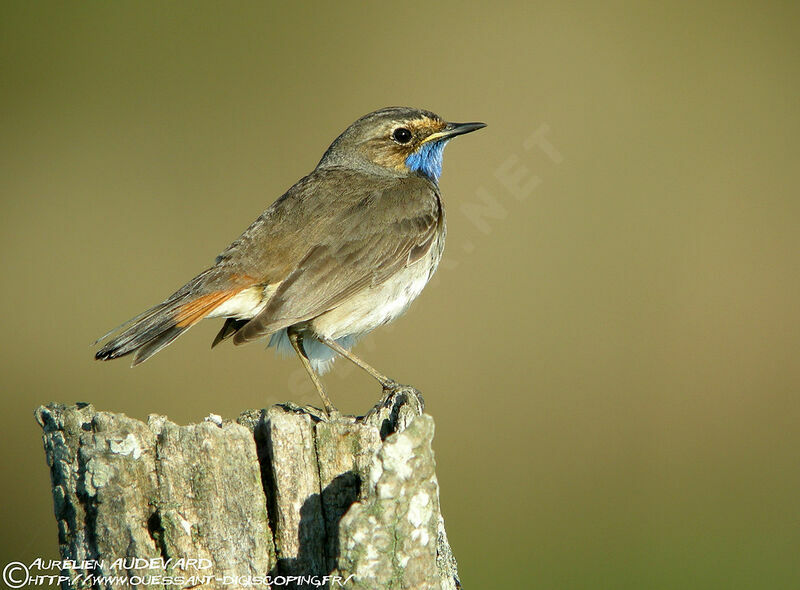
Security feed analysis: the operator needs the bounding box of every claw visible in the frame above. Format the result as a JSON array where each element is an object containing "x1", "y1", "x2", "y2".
[{"x1": 381, "y1": 378, "x2": 400, "y2": 391}]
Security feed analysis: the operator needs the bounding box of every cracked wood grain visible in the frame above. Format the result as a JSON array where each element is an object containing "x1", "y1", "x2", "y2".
[{"x1": 36, "y1": 388, "x2": 461, "y2": 590}]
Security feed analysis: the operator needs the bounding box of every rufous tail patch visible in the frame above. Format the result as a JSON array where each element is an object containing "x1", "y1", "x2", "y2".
[{"x1": 174, "y1": 290, "x2": 241, "y2": 328}]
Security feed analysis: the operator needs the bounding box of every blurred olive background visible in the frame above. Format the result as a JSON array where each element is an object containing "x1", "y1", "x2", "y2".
[{"x1": 2, "y1": 1, "x2": 799, "y2": 588}]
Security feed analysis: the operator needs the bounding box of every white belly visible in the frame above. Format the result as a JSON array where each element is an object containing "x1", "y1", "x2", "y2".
[
  {"x1": 311, "y1": 261, "x2": 432, "y2": 339},
  {"x1": 310, "y1": 238, "x2": 443, "y2": 340}
]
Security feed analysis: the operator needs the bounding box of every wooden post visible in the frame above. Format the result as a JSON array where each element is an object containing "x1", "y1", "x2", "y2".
[{"x1": 35, "y1": 388, "x2": 461, "y2": 590}]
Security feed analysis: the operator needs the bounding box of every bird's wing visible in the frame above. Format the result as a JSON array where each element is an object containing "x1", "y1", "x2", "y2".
[{"x1": 228, "y1": 171, "x2": 443, "y2": 344}]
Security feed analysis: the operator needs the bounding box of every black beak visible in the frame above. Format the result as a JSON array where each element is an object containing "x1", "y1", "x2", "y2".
[{"x1": 443, "y1": 121, "x2": 487, "y2": 139}]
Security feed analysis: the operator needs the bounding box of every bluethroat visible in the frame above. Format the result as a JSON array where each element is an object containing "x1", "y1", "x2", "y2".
[{"x1": 95, "y1": 107, "x2": 486, "y2": 416}]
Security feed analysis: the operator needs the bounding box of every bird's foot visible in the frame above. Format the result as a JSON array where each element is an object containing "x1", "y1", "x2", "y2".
[
  {"x1": 282, "y1": 402, "x2": 343, "y2": 423},
  {"x1": 375, "y1": 380, "x2": 424, "y2": 410},
  {"x1": 377, "y1": 378, "x2": 403, "y2": 408},
  {"x1": 380, "y1": 377, "x2": 400, "y2": 391},
  {"x1": 361, "y1": 380, "x2": 426, "y2": 427}
]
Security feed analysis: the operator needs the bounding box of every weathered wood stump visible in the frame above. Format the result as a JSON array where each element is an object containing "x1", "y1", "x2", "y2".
[{"x1": 35, "y1": 388, "x2": 461, "y2": 590}]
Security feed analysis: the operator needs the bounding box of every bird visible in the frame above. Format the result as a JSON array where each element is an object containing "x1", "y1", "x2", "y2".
[{"x1": 95, "y1": 107, "x2": 486, "y2": 416}]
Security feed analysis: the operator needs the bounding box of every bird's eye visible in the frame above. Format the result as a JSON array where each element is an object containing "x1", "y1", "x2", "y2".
[{"x1": 392, "y1": 127, "x2": 412, "y2": 144}]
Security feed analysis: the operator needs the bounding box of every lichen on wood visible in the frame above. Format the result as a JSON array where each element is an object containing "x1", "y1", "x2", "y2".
[{"x1": 36, "y1": 388, "x2": 461, "y2": 590}]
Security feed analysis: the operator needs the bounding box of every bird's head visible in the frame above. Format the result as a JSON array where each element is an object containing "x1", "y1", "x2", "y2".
[{"x1": 318, "y1": 107, "x2": 486, "y2": 182}]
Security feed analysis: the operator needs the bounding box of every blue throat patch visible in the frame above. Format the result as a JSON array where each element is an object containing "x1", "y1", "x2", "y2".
[{"x1": 405, "y1": 140, "x2": 450, "y2": 181}]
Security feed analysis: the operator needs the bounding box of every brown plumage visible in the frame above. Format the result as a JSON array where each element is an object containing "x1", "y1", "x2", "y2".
[{"x1": 95, "y1": 107, "x2": 485, "y2": 414}]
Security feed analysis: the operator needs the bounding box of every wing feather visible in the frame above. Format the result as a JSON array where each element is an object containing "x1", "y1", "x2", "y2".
[{"x1": 230, "y1": 174, "x2": 442, "y2": 344}]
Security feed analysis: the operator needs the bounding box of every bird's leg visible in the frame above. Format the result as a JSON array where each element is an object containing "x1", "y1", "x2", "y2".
[
  {"x1": 317, "y1": 335, "x2": 398, "y2": 390},
  {"x1": 287, "y1": 327, "x2": 338, "y2": 418}
]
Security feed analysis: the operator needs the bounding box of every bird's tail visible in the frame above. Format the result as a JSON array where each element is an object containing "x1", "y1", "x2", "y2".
[{"x1": 95, "y1": 285, "x2": 240, "y2": 366}]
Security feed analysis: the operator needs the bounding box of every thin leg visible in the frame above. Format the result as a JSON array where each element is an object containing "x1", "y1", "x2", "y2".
[
  {"x1": 287, "y1": 328, "x2": 338, "y2": 417},
  {"x1": 317, "y1": 335, "x2": 397, "y2": 389}
]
